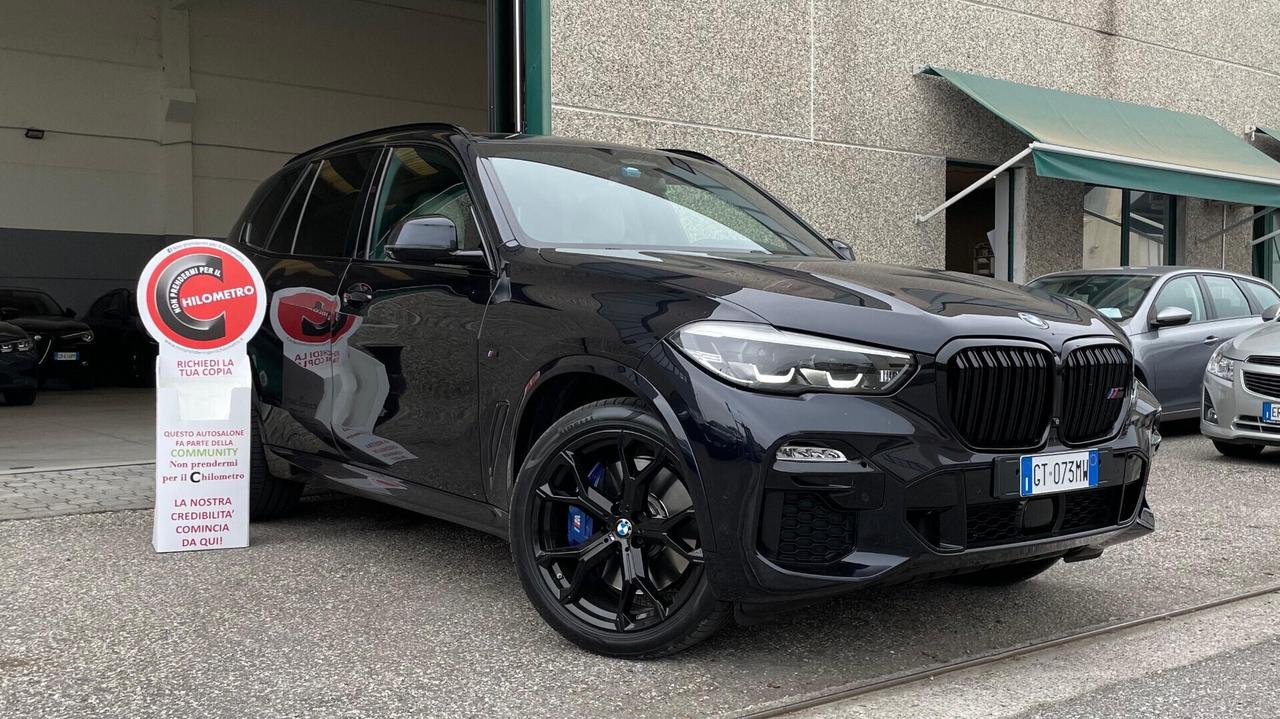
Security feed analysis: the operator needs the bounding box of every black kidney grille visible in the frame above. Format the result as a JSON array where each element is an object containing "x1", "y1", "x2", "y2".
[
  {"x1": 1060, "y1": 345, "x2": 1132, "y2": 444},
  {"x1": 947, "y1": 347, "x2": 1053, "y2": 449},
  {"x1": 1248, "y1": 355, "x2": 1280, "y2": 367},
  {"x1": 1244, "y1": 371, "x2": 1280, "y2": 399}
]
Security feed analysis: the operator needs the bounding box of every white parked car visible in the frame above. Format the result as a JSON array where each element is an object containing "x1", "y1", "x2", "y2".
[{"x1": 1201, "y1": 307, "x2": 1280, "y2": 457}]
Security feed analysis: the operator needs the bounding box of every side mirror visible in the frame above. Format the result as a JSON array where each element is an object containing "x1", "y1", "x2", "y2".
[
  {"x1": 63, "y1": 307, "x2": 76, "y2": 318},
  {"x1": 1151, "y1": 306, "x2": 1193, "y2": 328},
  {"x1": 829, "y1": 238, "x2": 856, "y2": 261},
  {"x1": 385, "y1": 216, "x2": 458, "y2": 263},
  {"x1": 1262, "y1": 304, "x2": 1280, "y2": 322}
]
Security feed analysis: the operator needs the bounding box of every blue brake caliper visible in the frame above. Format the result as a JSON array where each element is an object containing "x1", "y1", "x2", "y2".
[{"x1": 568, "y1": 462, "x2": 606, "y2": 545}]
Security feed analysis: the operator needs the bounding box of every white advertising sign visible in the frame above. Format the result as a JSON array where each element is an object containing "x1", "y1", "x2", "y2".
[{"x1": 136, "y1": 239, "x2": 266, "y2": 553}]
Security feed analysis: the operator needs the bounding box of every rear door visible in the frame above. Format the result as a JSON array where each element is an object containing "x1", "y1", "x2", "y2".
[
  {"x1": 247, "y1": 150, "x2": 382, "y2": 457},
  {"x1": 1200, "y1": 273, "x2": 1261, "y2": 348},
  {"x1": 330, "y1": 143, "x2": 494, "y2": 499},
  {"x1": 1143, "y1": 274, "x2": 1212, "y2": 413}
]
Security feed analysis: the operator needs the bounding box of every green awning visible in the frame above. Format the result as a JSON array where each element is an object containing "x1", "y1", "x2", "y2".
[{"x1": 921, "y1": 66, "x2": 1280, "y2": 207}]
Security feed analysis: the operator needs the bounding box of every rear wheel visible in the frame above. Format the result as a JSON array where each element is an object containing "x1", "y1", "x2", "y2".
[
  {"x1": 510, "y1": 398, "x2": 730, "y2": 658},
  {"x1": 2, "y1": 389, "x2": 36, "y2": 406},
  {"x1": 948, "y1": 557, "x2": 1060, "y2": 586},
  {"x1": 249, "y1": 419, "x2": 303, "y2": 520},
  {"x1": 1213, "y1": 440, "x2": 1264, "y2": 459}
]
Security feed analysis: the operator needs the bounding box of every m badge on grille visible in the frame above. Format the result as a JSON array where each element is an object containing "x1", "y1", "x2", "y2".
[{"x1": 1105, "y1": 387, "x2": 1126, "y2": 400}]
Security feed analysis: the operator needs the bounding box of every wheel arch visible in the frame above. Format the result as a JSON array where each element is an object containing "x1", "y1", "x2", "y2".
[{"x1": 498, "y1": 356, "x2": 701, "y2": 511}]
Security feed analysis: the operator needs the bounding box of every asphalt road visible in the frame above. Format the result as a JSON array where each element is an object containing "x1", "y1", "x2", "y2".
[{"x1": 1, "y1": 427, "x2": 1278, "y2": 718}]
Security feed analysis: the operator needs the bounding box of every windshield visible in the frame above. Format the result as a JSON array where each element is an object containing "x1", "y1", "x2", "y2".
[
  {"x1": 482, "y1": 145, "x2": 836, "y2": 257},
  {"x1": 1027, "y1": 274, "x2": 1155, "y2": 320},
  {"x1": 0, "y1": 289, "x2": 62, "y2": 317}
]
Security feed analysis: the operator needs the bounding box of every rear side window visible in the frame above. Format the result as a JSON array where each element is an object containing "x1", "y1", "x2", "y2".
[
  {"x1": 1153, "y1": 275, "x2": 1206, "y2": 322},
  {"x1": 292, "y1": 151, "x2": 380, "y2": 257},
  {"x1": 1203, "y1": 275, "x2": 1251, "y2": 319},
  {"x1": 1238, "y1": 279, "x2": 1280, "y2": 313},
  {"x1": 244, "y1": 167, "x2": 302, "y2": 248}
]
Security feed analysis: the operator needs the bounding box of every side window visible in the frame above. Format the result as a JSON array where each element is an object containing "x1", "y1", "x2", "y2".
[
  {"x1": 1202, "y1": 275, "x2": 1251, "y2": 319},
  {"x1": 369, "y1": 146, "x2": 480, "y2": 260},
  {"x1": 265, "y1": 164, "x2": 316, "y2": 254},
  {"x1": 244, "y1": 167, "x2": 303, "y2": 248},
  {"x1": 1153, "y1": 275, "x2": 1207, "y2": 322},
  {"x1": 292, "y1": 151, "x2": 380, "y2": 257},
  {"x1": 1238, "y1": 279, "x2": 1280, "y2": 313}
]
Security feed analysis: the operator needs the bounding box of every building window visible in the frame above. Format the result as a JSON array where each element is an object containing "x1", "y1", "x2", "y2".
[
  {"x1": 1083, "y1": 187, "x2": 1178, "y2": 268},
  {"x1": 1254, "y1": 208, "x2": 1279, "y2": 282}
]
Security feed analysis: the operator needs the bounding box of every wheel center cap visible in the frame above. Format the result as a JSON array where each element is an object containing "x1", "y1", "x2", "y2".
[{"x1": 614, "y1": 518, "x2": 633, "y2": 539}]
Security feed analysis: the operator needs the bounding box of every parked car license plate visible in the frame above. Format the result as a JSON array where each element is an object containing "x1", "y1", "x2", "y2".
[
  {"x1": 1264, "y1": 402, "x2": 1280, "y2": 424},
  {"x1": 53, "y1": 351, "x2": 79, "y2": 361},
  {"x1": 1019, "y1": 449, "x2": 1099, "y2": 497}
]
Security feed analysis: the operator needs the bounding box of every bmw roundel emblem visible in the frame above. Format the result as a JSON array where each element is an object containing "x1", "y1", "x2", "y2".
[
  {"x1": 1019, "y1": 312, "x2": 1050, "y2": 329},
  {"x1": 614, "y1": 518, "x2": 633, "y2": 539}
]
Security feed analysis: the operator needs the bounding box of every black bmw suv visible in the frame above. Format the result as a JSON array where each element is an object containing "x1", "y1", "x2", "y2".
[{"x1": 234, "y1": 124, "x2": 1158, "y2": 657}]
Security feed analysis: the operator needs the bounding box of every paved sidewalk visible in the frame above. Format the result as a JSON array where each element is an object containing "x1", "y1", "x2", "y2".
[{"x1": 0, "y1": 464, "x2": 153, "y2": 521}]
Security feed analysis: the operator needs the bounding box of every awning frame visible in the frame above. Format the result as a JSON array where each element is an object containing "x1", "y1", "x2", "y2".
[{"x1": 917, "y1": 141, "x2": 1280, "y2": 224}]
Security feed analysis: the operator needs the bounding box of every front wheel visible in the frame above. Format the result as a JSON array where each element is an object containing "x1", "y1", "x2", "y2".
[
  {"x1": 510, "y1": 398, "x2": 730, "y2": 658},
  {"x1": 3, "y1": 389, "x2": 36, "y2": 406},
  {"x1": 1213, "y1": 440, "x2": 1265, "y2": 459}
]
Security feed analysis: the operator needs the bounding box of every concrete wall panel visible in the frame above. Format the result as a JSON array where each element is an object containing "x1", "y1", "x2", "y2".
[{"x1": 551, "y1": 0, "x2": 812, "y2": 136}]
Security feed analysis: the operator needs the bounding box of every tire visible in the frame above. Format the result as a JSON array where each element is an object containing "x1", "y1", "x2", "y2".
[
  {"x1": 510, "y1": 397, "x2": 730, "y2": 658},
  {"x1": 948, "y1": 557, "x2": 1060, "y2": 586},
  {"x1": 248, "y1": 418, "x2": 304, "y2": 520},
  {"x1": 1213, "y1": 440, "x2": 1265, "y2": 459},
  {"x1": 3, "y1": 389, "x2": 36, "y2": 406}
]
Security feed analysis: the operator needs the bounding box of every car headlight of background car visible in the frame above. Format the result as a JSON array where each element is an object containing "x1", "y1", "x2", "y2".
[
  {"x1": 61, "y1": 331, "x2": 93, "y2": 343},
  {"x1": 0, "y1": 339, "x2": 35, "y2": 353},
  {"x1": 1207, "y1": 343, "x2": 1236, "y2": 381},
  {"x1": 669, "y1": 321, "x2": 915, "y2": 394}
]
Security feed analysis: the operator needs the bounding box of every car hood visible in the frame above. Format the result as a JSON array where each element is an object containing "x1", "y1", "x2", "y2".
[
  {"x1": 7, "y1": 315, "x2": 90, "y2": 335},
  {"x1": 0, "y1": 321, "x2": 28, "y2": 342},
  {"x1": 1228, "y1": 320, "x2": 1280, "y2": 358},
  {"x1": 539, "y1": 250, "x2": 1121, "y2": 355}
]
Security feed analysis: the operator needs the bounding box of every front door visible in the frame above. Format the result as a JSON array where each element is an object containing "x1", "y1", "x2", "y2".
[
  {"x1": 333, "y1": 144, "x2": 494, "y2": 499},
  {"x1": 1144, "y1": 274, "x2": 1212, "y2": 413},
  {"x1": 250, "y1": 151, "x2": 380, "y2": 457}
]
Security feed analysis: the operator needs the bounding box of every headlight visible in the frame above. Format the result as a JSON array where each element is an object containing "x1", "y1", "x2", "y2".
[
  {"x1": 1207, "y1": 344, "x2": 1235, "y2": 381},
  {"x1": 0, "y1": 339, "x2": 30, "y2": 353},
  {"x1": 669, "y1": 321, "x2": 916, "y2": 394},
  {"x1": 63, "y1": 331, "x2": 93, "y2": 343}
]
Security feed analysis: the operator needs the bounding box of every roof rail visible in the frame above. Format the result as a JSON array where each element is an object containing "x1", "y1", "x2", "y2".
[
  {"x1": 658, "y1": 148, "x2": 727, "y2": 167},
  {"x1": 289, "y1": 123, "x2": 473, "y2": 162}
]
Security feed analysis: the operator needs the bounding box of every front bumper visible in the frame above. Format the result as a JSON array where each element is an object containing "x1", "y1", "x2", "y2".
[
  {"x1": 640, "y1": 345, "x2": 1158, "y2": 605},
  {"x1": 1201, "y1": 360, "x2": 1280, "y2": 446},
  {"x1": 34, "y1": 338, "x2": 93, "y2": 382}
]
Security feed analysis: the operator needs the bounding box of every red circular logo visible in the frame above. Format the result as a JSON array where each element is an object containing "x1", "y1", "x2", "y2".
[{"x1": 137, "y1": 240, "x2": 266, "y2": 353}]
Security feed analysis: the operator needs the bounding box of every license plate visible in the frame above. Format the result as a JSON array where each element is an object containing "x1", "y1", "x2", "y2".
[
  {"x1": 53, "y1": 351, "x2": 78, "y2": 361},
  {"x1": 1264, "y1": 403, "x2": 1280, "y2": 424},
  {"x1": 1020, "y1": 449, "x2": 1099, "y2": 497}
]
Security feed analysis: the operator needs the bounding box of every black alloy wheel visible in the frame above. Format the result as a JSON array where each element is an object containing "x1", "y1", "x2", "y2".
[{"x1": 511, "y1": 398, "x2": 729, "y2": 658}]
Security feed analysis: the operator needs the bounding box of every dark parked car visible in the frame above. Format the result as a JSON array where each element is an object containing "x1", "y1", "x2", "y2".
[
  {"x1": 0, "y1": 321, "x2": 39, "y2": 405},
  {"x1": 0, "y1": 288, "x2": 94, "y2": 389},
  {"x1": 1026, "y1": 268, "x2": 1280, "y2": 420},
  {"x1": 236, "y1": 125, "x2": 1158, "y2": 657},
  {"x1": 84, "y1": 288, "x2": 157, "y2": 386}
]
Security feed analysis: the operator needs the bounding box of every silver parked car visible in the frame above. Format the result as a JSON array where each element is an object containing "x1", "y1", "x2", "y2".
[
  {"x1": 1201, "y1": 311, "x2": 1280, "y2": 456},
  {"x1": 1027, "y1": 268, "x2": 1280, "y2": 420}
]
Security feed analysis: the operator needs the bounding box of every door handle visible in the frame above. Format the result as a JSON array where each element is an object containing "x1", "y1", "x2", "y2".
[
  {"x1": 1202, "y1": 336, "x2": 1220, "y2": 345},
  {"x1": 342, "y1": 284, "x2": 374, "y2": 310}
]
